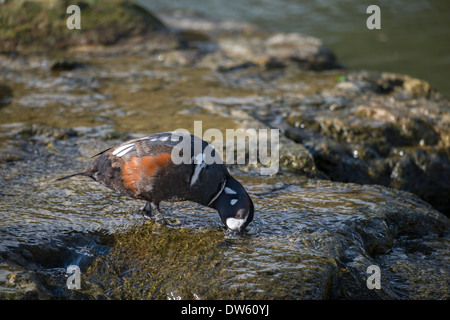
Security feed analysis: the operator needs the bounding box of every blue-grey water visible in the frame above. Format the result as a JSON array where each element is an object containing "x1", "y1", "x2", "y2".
[{"x1": 138, "y1": 0, "x2": 450, "y2": 96}]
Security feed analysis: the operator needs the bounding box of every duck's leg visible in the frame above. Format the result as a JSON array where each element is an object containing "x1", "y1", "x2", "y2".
[
  {"x1": 140, "y1": 201, "x2": 153, "y2": 219},
  {"x1": 150, "y1": 202, "x2": 168, "y2": 226},
  {"x1": 140, "y1": 201, "x2": 180, "y2": 227}
]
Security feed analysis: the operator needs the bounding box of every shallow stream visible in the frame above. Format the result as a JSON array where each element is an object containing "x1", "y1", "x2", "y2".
[{"x1": 0, "y1": 40, "x2": 448, "y2": 299}]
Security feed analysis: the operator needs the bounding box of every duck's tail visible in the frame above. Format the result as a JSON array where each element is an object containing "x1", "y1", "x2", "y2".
[{"x1": 55, "y1": 172, "x2": 87, "y2": 182}]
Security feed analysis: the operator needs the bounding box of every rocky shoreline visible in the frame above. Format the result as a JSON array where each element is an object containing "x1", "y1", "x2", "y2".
[{"x1": 0, "y1": 1, "x2": 448, "y2": 299}]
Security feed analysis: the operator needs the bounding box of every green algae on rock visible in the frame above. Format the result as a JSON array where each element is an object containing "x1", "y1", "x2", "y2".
[{"x1": 84, "y1": 225, "x2": 227, "y2": 300}]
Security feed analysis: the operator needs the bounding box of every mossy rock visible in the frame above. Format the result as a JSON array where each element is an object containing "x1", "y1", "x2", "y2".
[
  {"x1": 0, "y1": 0, "x2": 168, "y2": 52},
  {"x1": 84, "y1": 224, "x2": 228, "y2": 299}
]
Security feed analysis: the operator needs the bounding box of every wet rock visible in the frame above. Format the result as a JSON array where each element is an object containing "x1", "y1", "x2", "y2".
[
  {"x1": 277, "y1": 71, "x2": 450, "y2": 215},
  {"x1": 389, "y1": 149, "x2": 450, "y2": 211},
  {"x1": 50, "y1": 58, "x2": 84, "y2": 71},
  {"x1": 198, "y1": 32, "x2": 340, "y2": 71},
  {"x1": 340, "y1": 71, "x2": 436, "y2": 99},
  {"x1": 0, "y1": 84, "x2": 13, "y2": 108},
  {"x1": 278, "y1": 136, "x2": 319, "y2": 176},
  {"x1": 157, "y1": 10, "x2": 340, "y2": 71},
  {"x1": 0, "y1": 123, "x2": 135, "y2": 165},
  {"x1": 80, "y1": 178, "x2": 449, "y2": 300},
  {"x1": 0, "y1": 266, "x2": 51, "y2": 299}
]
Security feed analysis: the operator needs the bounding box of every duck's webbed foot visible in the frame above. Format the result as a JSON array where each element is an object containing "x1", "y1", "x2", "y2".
[
  {"x1": 140, "y1": 202, "x2": 181, "y2": 227},
  {"x1": 149, "y1": 202, "x2": 168, "y2": 226}
]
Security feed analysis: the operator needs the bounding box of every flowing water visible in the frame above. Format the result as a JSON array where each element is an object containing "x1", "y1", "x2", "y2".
[
  {"x1": 1, "y1": 49, "x2": 448, "y2": 299},
  {"x1": 139, "y1": 0, "x2": 450, "y2": 96}
]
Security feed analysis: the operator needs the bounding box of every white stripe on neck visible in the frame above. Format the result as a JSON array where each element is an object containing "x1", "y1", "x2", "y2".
[{"x1": 208, "y1": 179, "x2": 227, "y2": 206}]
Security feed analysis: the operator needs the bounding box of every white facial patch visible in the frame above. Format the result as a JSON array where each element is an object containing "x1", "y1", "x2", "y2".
[
  {"x1": 226, "y1": 217, "x2": 246, "y2": 231},
  {"x1": 112, "y1": 143, "x2": 135, "y2": 157},
  {"x1": 230, "y1": 199, "x2": 238, "y2": 205},
  {"x1": 225, "y1": 187, "x2": 237, "y2": 195},
  {"x1": 159, "y1": 136, "x2": 169, "y2": 141}
]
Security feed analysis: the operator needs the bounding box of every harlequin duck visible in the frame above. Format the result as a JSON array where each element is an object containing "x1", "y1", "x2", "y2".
[{"x1": 57, "y1": 132, "x2": 254, "y2": 232}]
